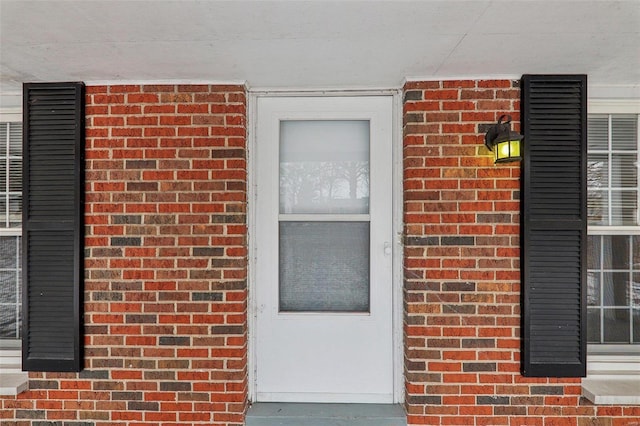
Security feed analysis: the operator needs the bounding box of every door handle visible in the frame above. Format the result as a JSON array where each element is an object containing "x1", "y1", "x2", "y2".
[{"x1": 384, "y1": 242, "x2": 392, "y2": 256}]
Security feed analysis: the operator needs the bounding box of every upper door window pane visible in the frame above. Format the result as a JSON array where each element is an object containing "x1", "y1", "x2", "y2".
[{"x1": 279, "y1": 120, "x2": 370, "y2": 214}]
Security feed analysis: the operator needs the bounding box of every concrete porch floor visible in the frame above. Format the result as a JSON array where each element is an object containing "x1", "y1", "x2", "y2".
[{"x1": 246, "y1": 403, "x2": 407, "y2": 426}]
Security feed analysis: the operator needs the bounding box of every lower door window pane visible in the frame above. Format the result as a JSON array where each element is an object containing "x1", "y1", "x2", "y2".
[{"x1": 279, "y1": 221, "x2": 369, "y2": 312}]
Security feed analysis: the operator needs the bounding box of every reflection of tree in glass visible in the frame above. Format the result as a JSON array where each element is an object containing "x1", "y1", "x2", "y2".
[
  {"x1": 280, "y1": 162, "x2": 321, "y2": 213},
  {"x1": 587, "y1": 159, "x2": 605, "y2": 224},
  {"x1": 280, "y1": 161, "x2": 369, "y2": 214},
  {"x1": 322, "y1": 161, "x2": 369, "y2": 201},
  {"x1": 587, "y1": 272, "x2": 599, "y2": 306}
]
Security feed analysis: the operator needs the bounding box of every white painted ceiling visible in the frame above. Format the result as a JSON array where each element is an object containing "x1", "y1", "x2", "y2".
[{"x1": 1, "y1": 0, "x2": 639, "y2": 107}]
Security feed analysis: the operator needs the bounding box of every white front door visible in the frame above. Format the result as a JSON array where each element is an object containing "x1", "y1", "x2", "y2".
[{"x1": 254, "y1": 96, "x2": 394, "y2": 403}]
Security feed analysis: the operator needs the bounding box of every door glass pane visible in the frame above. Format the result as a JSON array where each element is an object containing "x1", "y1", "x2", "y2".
[
  {"x1": 279, "y1": 120, "x2": 370, "y2": 214},
  {"x1": 279, "y1": 222, "x2": 369, "y2": 312}
]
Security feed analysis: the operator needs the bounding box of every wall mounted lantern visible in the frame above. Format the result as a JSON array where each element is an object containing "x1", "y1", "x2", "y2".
[{"x1": 484, "y1": 114, "x2": 523, "y2": 163}]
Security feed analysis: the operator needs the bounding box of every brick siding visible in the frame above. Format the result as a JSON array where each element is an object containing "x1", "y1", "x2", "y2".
[
  {"x1": 1, "y1": 84, "x2": 248, "y2": 425},
  {"x1": 2, "y1": 80, "x2": 639, "y2": 425},
  {"x1": 402, "y1": 80, "x2": 639, "y2": 426}
]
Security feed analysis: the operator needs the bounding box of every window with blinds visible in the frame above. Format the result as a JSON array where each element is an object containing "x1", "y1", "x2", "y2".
[
  {"x1": 587, "y1": 113, "x2": 640, "y2": 344},
  {"x1": 0, "y1": 121, "x2": 23, "y2": 340}
]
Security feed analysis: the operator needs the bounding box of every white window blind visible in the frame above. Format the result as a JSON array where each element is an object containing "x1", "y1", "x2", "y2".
[
  {"x1": 588, "y1": 114, "x2": 638, "y2": 226},
  {"x1": 0, "y1": 121, "x2": 22, "y2": 340}
]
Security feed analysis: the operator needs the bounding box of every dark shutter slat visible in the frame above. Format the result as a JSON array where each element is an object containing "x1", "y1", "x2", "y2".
[
  {"x1": 521, "y1": 75, "x2": 587, "y2": 378},
  {"x1": 22, "y1": 82, "x2": 84, "y2": 372}
]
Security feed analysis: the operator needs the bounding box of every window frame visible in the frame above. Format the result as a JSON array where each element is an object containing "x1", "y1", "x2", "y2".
[
  {"x1": 587, "y1": 100, "x2": 640, "y2": 355},
  {"x1": 0, "y1": 110, "x2": 23, "y2": 343}
]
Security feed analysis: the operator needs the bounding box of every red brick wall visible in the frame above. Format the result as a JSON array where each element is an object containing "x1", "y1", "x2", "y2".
[
  {"x1": 1, "y1": 84, "x2": 248, "y2": 425},
  {"x1": 2, "y1": 80, "x2": 640, "y2": 426},
  {"x1": 402, "y1": 79, "x2": 639, "y2": 426}
]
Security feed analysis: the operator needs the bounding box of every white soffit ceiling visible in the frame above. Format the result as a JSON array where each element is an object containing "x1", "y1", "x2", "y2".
[{"x1": 0, "y1": 0, "x2": 639, "y2": 103}]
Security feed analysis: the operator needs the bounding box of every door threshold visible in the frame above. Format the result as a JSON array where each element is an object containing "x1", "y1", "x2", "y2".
[{"x1": 246, "y1": 403, "x2": 407, "y2": 426}]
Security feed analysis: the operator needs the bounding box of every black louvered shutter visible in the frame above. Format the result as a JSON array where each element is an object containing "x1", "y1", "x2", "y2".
[
  {"x1": 22, "y1": 82, "x2": 84, "y2": 372},
  {"x1": 521, "y1": 75, "x2": 587, "y2": 377}
]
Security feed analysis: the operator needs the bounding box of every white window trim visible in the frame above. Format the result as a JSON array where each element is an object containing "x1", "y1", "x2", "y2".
[
  {"x1": 589, "y1": 100, "x2": 640, "y2": 115},
  {"x1": 246, "y1": 89, "x2": 404, "y2": 404},
  {"x1": 0, "y1": 111, "x2": 21, "y2": 123}
]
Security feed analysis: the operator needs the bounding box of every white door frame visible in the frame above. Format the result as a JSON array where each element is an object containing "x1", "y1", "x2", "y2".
[{"x1": 247, "y1": 89, "x2": 404, "y2": 404}]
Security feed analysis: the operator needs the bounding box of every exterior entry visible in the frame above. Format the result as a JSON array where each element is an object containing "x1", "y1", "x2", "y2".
[{"x1": 254, "y1": 96, "x2": 394, "y2": 403}]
